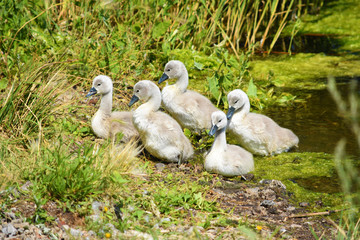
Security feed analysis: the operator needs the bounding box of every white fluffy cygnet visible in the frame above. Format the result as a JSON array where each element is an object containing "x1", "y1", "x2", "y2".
[
  {"x1": 128, "y1": 80, "x2": 194, "y2": 163},
  {"x1": 205, "y1": 111, "x2": 254, "y2": 177},
  {"x1": 158, "y1": 60, "x2": 218, "y2": 132},
  {"x1": 86, "y1": 75, "x2": 139, "y2": 142},
  {"x1": 227, "y1": 89, "x2": 299, "y2": 156}
]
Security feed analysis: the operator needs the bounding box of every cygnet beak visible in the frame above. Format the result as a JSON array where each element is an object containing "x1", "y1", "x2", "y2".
[
  {"x1": 158, "y1": 73, "x2": 169, "y2": 84},
  {"x1": 209, "y1": 124, "x2": 218, "y2": 136},
  {"x1": 128, "y1": 95, "x2": 139, "y2": 107},
  {"x1": 226, "y1": 106, "x2": 235, "y2": 120},
  {"x1": 86, "y1": 87, "x2": 97, "y2": 97}
]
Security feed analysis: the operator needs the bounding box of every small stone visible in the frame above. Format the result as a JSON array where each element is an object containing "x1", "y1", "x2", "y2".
[
  {"x1": 62, "y1": 225, "x2": 70, "y2": 231},
  {"x1": 92, "y1": 201, "x2": 103, "y2": 214},
  {"x1": 286, "y1": 206, "x2": 296, "y2": 212},
  {"x1": 123, "y1": 230, "x2": 154, "y2": 240},
  {"x1": 246, "y1": 187, "x2": 260, "y2": 197},
  {"x1": 161, "y1": 217, "x2": 171, "y2": 223},
  {"x1": 70, "y1": 228, "x2": 82, "y2": 237},
  {"x1": 213, "y1": 188, "x2": 226, "y2": 195},
  {"x1": 291, "y1": 224, "x2": 302, "y2": 228},
  {"x1": 88, "y1": 230, "x2": 96, "y2": 237},
  {"x1": 299, "y1": 202, "x2": 310, "y2": 207},
  {"x1": 186, "y1": 226, "x2": 204, "y2": 236},
  {"x1": 12, "y1": 219, "x2": 23, "y2": 225},
  {"x1": 20, "y1": 181, "x2": 33, "y2": 191},
  {"x1": 267, "y1": 207, "x2": 277, "y2": 214},
  {"x1": 262, "y1": 189, "x2": 276, "y2": 200},
  {"x1": 260, "y1": 200, "x2": 275, "y2": 208},
  {"x1": 5, "y1": 212, "x2": 16, "y2": 220},
  {"x1": 2, "y1": 223, "x2": 17, "y2": 237},
  {"x1": 259, "y1": 179, "x2": 271, "y2": 184},
  {"x1": 270, "y1": 180, "x2": 286, "y2": 190},
  {"x1": 155, "y1": 163, "x2": 166, "y2": 172}
]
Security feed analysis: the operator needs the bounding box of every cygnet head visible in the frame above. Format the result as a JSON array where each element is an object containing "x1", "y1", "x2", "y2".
[
  {"x1": 128, "y1": 80, "x2": 160, "y2": 107},
  {"x1": 86, "y1": 75, "x2": 113, "y2": 97},
  {"x1": 209, "y1": 111, "x2": 228, "y2": 136},
  {"x1": 226, "y1": 89, "x2": 250, "y2": 120},
  {"x1": 159, "y1": 60, "x2": 187, "y2": 83}
]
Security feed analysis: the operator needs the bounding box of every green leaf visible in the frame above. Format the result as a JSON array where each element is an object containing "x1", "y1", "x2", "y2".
[
  {"x1": 111, "y1": 172, "x2": 129, "y2": 184},
  {"x1": 247, "y1": 78, "x2": 257, "y2": 97},
  {"x1": 207, "y1": 75, "x2": 220, "y2": 100},
  {"x1": 152, "y1": 21, "x2": 171, "y2": 39},
  {"x1": 194, "y1": 60, "x2": 204, "y2": 70},
  {"x1": 0, "y1": 78, "x2": 8, "y2": 90},
  {"x1": 184, "y1": 128, "x2": 192, "y2": 138}
]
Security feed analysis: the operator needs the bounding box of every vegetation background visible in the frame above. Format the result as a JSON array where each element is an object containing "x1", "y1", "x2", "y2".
[{"x1": 0, "y1": 0, "x2": 359, "y2": 239}]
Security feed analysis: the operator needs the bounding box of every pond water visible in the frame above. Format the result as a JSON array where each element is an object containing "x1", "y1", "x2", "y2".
[
  {"x1": 266, "y1": 34, "x2": 342, "y2": 55},
  {"x1": 264, "y1": 77, "x2": 360, "y2": 159}
]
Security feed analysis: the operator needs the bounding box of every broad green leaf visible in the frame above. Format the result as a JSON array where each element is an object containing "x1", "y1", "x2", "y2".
[
  {"x1": 111, "y1": 172, "x2": 130, "y2": 184},
  {"x1": 207, "y1": 75, "x2": 220, "y2": 100},
  {"x1": 247, "y1": 78, "x2": 257, "y2": 97},
  {"x1": 194, "y1": 60, "x2": 204, "y2": 70},
  {"x1": 152, "y1": 21, "x2": 171, "y2": 39}
]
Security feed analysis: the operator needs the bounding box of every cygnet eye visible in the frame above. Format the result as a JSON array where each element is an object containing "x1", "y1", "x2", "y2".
[
  {"x1": 234, "y1": 100, "x2": 238, "y2": 104},
  {"x1": 136, "y1": 89, "x2": 140, "y2": 93},
  {"x1": 97, "y1": 83, "x2": 101, "y2": 86},
  {"x1": 167, "y1": 68, "x2": 171, "y2": 72},
  {"x1": 219, "y1": 119, "x2": 222, "y2": 123}
]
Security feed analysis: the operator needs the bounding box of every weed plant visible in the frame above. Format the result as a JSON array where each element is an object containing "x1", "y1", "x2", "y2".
[{"x1": 327, "y1": 77, "x2": 360, "y2": 239}]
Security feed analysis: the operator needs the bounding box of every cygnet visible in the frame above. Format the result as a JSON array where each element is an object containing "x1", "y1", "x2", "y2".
[
  {"x1": 227, "y1": 89, "x2": 299, "y2": 156},
  {"x1": 86, "y1": 75, "x2": 139, "y2": 142},
  {"x1": 128, "y1": 80, "x2": 194, "y2": 163},
  {"x1": 205, "y1": 111, "x2": 254, "y2": 177}
]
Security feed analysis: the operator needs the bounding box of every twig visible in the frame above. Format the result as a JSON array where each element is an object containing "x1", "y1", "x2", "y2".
[{"x1": 289, "y1": 209, "x2": 343, "y2": 218}]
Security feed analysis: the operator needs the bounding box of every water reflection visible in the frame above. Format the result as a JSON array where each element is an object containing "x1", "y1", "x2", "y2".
[{"x1": 264, "y1": 78, "x2": 360, "y2": 159}]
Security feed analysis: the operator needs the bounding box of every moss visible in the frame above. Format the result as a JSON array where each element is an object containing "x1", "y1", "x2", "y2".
[
  {"x1": 284, "y1": 0, "x2": 360, "y2": 52},
  {"x1": 252, "y1": 152, "x2": 348, "y2": 210},
  {"x1": 301, "y1": 0, "x2": 360, "y2": 51},
  {"x1": 250, "y1": 54, "x2": 360, "y2": 90}
]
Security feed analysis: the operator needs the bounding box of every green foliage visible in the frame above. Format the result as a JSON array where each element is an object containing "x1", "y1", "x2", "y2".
[
  {"x1": 207, "y1": 48, "x2": 252, "y2": 107},
  {"x1": 152, "y1": 181, "x2": 216, "y2": 214},
  {"x1": 0, "y1": 61, "x2": 68, "y2": 143},
  {"x1": 28, "y1": 140, "x2": 107, "y2": 203},
  {"x1": 32, "y1": 186, "x2": 54, "y2": 224},
  {"x1": 184, "y1": 129, "x2": 213, "y2": 154}
]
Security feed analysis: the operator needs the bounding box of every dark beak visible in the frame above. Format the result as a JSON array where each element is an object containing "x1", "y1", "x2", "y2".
[
  {"x1": 158, "y1": 73, "x2": 169, "y2": 84},
  {"x1": 128, "y1": 95, "x2": 139, "y2": 107},
  {"x1": 86, "y1": 87, "x2": 97, "y2": 97},
  {"x1": 226, "y1": 106, "x2": 235, "y2": 120},
  {"x1": 209, "y1": 124, "x2": 218, "y2": 136}
]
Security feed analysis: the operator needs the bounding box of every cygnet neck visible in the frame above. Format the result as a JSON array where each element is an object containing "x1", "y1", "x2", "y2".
[
  {"x1": 140, "y1": 93, "x2": 162, "y2": 113},
  {"x1": 212, "y1": 128, "x2": 227, "y2": 150},
  {"x1": 99, "y1": 90, "x2": 113, "y2": 115},
  {"x1": 175, "y1": 70, "x2": 189, "y2": 93}
]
